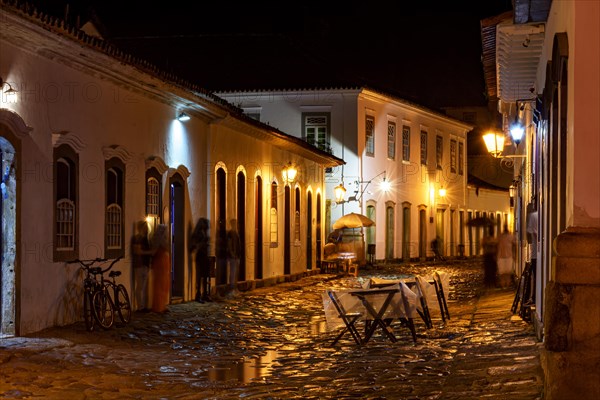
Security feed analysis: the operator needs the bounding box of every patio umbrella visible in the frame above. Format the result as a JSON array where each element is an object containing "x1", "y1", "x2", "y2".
[
  {"x1": 466, "y1": 216, "x2": 494, "y2": 227},
  {"x1": 333, "y1": 213, "x2": 375, "y2": 230}
]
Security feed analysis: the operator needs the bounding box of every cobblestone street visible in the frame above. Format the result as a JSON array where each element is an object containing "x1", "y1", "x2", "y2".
[{"x1": 0, "y1": 261, "x2": 544, "y2": 399}]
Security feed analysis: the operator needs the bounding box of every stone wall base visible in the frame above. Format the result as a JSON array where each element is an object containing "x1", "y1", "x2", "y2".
[
  {"x1": 542, "y1": 349, "x2": 600, "y2": 399},
  {"x1": 543, "y1": 227, "x2": 600, "y2": 399}
]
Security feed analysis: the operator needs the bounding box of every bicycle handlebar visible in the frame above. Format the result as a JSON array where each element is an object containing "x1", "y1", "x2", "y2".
[
  {"x1": 98, "y1": 256, "x2": 123, "y2": 274},
  {"x1": 66, "y1": 257, "x2": 122, "y2": 271}
]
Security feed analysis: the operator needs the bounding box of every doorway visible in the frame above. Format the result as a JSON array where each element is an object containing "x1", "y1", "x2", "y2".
[
  {"x1": 385, "y1": 205, "x2": 394, "y2": 261},
  {"x1": 402, "y1": 205, "x2": 410, "y2": 261},
  {"x1": 254, "y1": 176, "x2": 263, "y2": 279},
  {"x1": 419, "y1": 209, "x2": 427, "y2": 259},
  {"x1": 284, "y1": 185, "x2": 291, "y2": 275},
  {"x1": 0, "y1": 135, "x2": 16, "y2": 337},
  {"x1": 169, "y1": 173, "x2": 185, "y2": 299},
  {"x1": 237, "y1": 171, "x2": 246, "y2": 282},
  {"x1": 306, "y1": 191, "x2": 312, "y2": 269}
]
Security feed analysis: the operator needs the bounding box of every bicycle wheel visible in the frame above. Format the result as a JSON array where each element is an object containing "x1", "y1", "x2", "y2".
[
  {"x1": 83, "y1": 288, "x2": 95, "y2": 332},
  {"x1": 92, "y1": 288, "x2": 115, "y2": 329},
  {"x1": 115, "y1": 284, "x2": 132, "y2": 324}
]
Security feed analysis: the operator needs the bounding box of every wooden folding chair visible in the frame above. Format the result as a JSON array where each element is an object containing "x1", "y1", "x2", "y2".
[
  {"x1": 327, "y1": 290, "x2": 363, "y2": 345},
  {"x1": 395, "y1": 283, "x2": 418, "y2": 343},
  {"x1": 432, "y1": 272, "x2": 450, "y2": 321},
  {"x1": 413, "y1": 276, "x2": 434, "y2": 329}
]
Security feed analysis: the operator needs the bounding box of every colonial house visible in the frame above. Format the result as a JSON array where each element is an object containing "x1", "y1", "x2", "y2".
[
  {"x1": 218, "y1": 88, "x2": 485, "y2": 263},
  {"x1": 481, "y1": 2, "x2": 600, "y2": 398},
  {"x1": 0, "y1": 4, "x2": 342, "y2": 336}
]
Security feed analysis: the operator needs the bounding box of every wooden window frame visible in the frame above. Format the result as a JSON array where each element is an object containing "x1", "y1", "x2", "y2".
[{"x1": 53, "y1": 144, "x2": 78, "y2": 262}]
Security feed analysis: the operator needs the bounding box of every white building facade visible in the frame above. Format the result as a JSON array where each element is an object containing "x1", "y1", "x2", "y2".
[
  {"x1": 219, "y1": 88, "x2": 475, "y2": 262},
  {"x1": 0, "y1": 5, "x2": 341, "y2": 336}
]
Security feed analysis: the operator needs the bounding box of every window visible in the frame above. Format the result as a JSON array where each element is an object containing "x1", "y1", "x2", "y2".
[
  {"x1": 436, "y1": 135, "x2": 443, "y2": 170},
  {"x1": 450, "y1": 139, "x2": 457, "y2": 173},
  {"x1": 146, "y1": 168, "x2": 162, "y2": 232},
  {"x1": 458, "y1": 142, "x2": 464, "y2": 175},
  {"x1": 387, "y1": 121, "x2": 396, "y2": 160},
  {"x1": 106, "y1": 158, "x2": 125, "y2": 257},
  {"x1": 420, "y1": 130, "x2": 428, "y2": 165},
  {"x1": 366, "y1": 116, "x2": 375, "y2": 156},
  {"x1": 294, "y1": 187, "x2": 301, "y2": 243},
  {"x1": 54, "y1": 145, "x2": 78, "y2": 261},
  {"x1": 270, "y1": 181, "x2": 278, "y2": 245},
  {"x1": 303, "y1": 113, "x2": 330, "y2": 152},
  {"x1": 146, "y1": 169, "x2": 161, "y2": 217},
  {"x1": 402, "y1": 125, "x2": 410, "y2": 161}
]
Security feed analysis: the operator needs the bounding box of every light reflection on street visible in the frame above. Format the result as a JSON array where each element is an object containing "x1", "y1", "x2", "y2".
[{"x1": 205, "y1": 349, "x2": 279, "y2": 383}]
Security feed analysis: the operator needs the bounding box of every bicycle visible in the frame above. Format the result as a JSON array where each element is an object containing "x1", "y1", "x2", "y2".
[
  {"x1": 98, "y1": 256, "x2": 132, "y2": 325},
  {"x1": 66, "y1": 258, "x2": 111, "y2": 332}
]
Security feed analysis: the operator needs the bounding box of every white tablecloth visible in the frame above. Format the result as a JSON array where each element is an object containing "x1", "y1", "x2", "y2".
[{"x1": 322, "y1": 283, "x2": 418, "y2": 331}]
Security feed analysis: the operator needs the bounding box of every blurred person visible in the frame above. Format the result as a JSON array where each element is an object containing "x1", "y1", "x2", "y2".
[
  {"x1": 190, "y1": 218, "x2": 211, "y2": 302},
  {"x1": 151, "y1": 224, "x2": 170, "y2": 313},
  {"x1": 496, "y1": 225, "x2": 515, "y2": 288},
  {"x1": 525, "y1": 203, "x2": 539, "y2": 304},
  {"x1": 131, "y1": 220, "x2": 154, "y2": 311},
  {"x1": 481, "y1": 225, "x2": 498, "y2": 288},
  {"x1": 226, "y1": 219, "x2": 241, "y2": 296}
]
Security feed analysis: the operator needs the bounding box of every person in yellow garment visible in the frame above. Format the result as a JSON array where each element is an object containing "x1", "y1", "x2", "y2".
[{"x1": 151, "y1": 224, "x2": 171, "y2": 313}]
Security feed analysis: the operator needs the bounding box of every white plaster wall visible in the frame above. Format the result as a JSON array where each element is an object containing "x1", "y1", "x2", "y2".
[
  {"x1": 219, "y1": 89, "x2": 471, "y2": 261},
  {"x1": 540, "y1": 0, "x2": 600, "y2": 228},
  {"x1": 1, "y1": 27, "x2": 328, "y2": 334}
]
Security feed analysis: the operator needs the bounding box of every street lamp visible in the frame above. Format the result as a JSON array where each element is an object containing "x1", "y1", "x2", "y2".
[
  {"x1": 482, "y1": 131, "x2": 527, "y2": 162},
  {"x1": 1, "y1": 77, "x2": 18, "y2": 103},
  {"x1": 509, "y1": 184, "x2": 516, "y2": 208},
  {"x1": 483, "y1": 131, "x2": 505, "y2": 158},
  {"x1": 177, "y1": 112, "x2": 190, "y2": 122},
  {"x1": 282, "y1": 162, "x2": 298, "y2": 183},
  {"x1": 335, "y1": 171, "x2": 387, "y2": 204},
  {"x1": 334, "y1": 182, "x2": 347, "y2": 203}
]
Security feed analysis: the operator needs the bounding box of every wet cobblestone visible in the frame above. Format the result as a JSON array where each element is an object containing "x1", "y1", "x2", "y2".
[{"x1": 0, "y1": 261, "x2": 544, "y2": 399}]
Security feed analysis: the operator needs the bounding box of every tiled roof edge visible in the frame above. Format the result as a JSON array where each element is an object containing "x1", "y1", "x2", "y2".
[{"x1": 0, "y1": 0, "x2": 237, "y2": 112}]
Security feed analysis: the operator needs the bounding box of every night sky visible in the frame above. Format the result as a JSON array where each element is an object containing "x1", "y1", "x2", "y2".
[{"x1": 28, "y1": 1, "x2": 513, "y2": 110}]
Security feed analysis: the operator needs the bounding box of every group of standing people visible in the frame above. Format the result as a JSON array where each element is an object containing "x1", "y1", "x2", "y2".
[
  {"x1": 131, "y1": 217, "x2": 242, "y2": 312},
  {"x1": 131, "y1": 221, "x2": 171, "y2": 313},
  {"x1": 482, "y1": 224, "x2": 516, "y2": 289}
]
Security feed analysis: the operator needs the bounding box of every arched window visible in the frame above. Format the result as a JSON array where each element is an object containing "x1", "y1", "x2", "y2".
[
  {"x1": 145, "y1": 167, "x2": 162, "y2": 233},
  {"x1": 294, "y1": 187, "x2": 301, "y2": 243},
  {"x1": 105, "y1": 158, "x2": 125, "y2": 258},
  {"x1": 54, "y1": 145, "x2": 78, "y2": 261},
  {"x1": 270, "y1": 181, "x2": 278, "y2": 246}
]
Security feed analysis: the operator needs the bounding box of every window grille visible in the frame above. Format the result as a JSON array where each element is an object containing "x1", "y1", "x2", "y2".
[
  {"x1": 366, "y1": 116, "x2": 375, "y2": 156},
  {"x1": 270, "y1": 182, "x2": 278, "y2": 245},
  {"x1": 106, "y1": 203, "x2": 122, "y2": 249},
  {"x1": 436, "y1": 135, "x2": 443, "y2": 169},
  {"x1": 304, "y1": 114, "x2": 329, "y2": 151},
  {"x1": 54, "y1": 152, "x2": 77, "y2": 260},
  {"x1": 458, "y1": 142, "x2": 464, "y2": 175},
  {"x1": 146, "y1": 177, "x2": 160, "y2": 216},
  {"x1": 420, "y1": 131, "x2": 428, "y2": 165},
  {"x1": 294, "y1": 188, "x2": 301, "y2": 243},
  {"x1": 450, "y1": 139, "x2": 457, "y2": 173},
  {"x1": 56, "y1": 199, "x2": 75, "y2": 250},
  {"x1": 402, "y1": 125, "x2": 410, "y2": 161},
  {"x1": 387, "y1": 121, "x2": 396, "y2": 160}
]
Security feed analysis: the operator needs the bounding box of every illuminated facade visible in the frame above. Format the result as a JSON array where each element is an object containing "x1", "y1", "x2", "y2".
[
  {"x1": 218, "y1": 88, "x2": 479, "y2": 262},
  {"x1": 0, "y1": 5, "x2": 341, "y2": 336}
]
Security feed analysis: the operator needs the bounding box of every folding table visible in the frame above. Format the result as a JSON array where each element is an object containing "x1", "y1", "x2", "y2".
[{"x1": 323, "y1": 283, "x2": 418, "y2": 345}]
